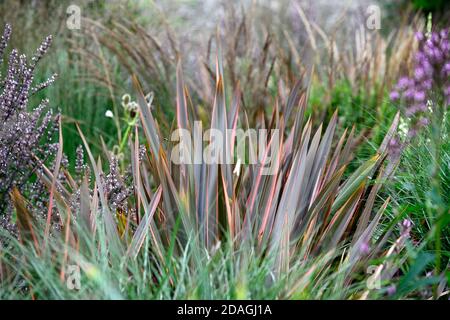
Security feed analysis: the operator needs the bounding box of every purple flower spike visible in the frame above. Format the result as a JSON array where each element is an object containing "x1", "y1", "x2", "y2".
[
  {"x1": 415, "y1": 51, "x2": 426, "y2": 63},
  {"x1": 414, "y1": 67, "x2": 425, "y2": 80},
  {"x1": 390, "y1": 91, "x2": 400, "y2": 101},
  {"x1": 431, "y1": 32, "x2": 439, "y2": 44},
  {"x1": 391, "y1": 28, "x2": 449, "y2": 139},
  {"x1": 433, "y1": 49, "x2": 443, "y2": 63},
  {"x1": 414, "y1": 91, "x2": 425, "y2": 102},
  {"x1": 423, "y1": 79, "x2": 432, "y2": 90},
  {"x1": 404, "y1": 88, "x2": 414, "y2": 100},
  {"x1": 443, "y1": 63, "x2": 450, "y2": 76},
  {"x1": 397, "y1": 77, "x2": 410, "y2": 90},
  {"x1": 442, "y1": 40, "x2": 449, "y2": 53},
  {"x1": 359, "y1": 242, "x2": 370, "y2": 255},
  {"x1": 423, "y1": 60, "x2": 433, "y2": 76}
]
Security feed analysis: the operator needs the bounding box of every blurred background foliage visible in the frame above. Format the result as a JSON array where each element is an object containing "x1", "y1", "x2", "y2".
[{"x1": 0, "y1": 0, "x2": 426, "y2": 165}]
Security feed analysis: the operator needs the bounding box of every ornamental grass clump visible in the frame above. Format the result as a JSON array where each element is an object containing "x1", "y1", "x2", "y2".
[
  {"x1": 1, "y1": 48, "x2": 426, "y2": 299},
  {"x1": 0, "y1": 24, "x2": 58, "y2": 234}
]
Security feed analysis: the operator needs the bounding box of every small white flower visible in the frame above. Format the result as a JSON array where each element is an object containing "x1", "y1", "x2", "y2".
[
  {"x1": 105, "y1": 110, "x2": 114, "y2": 118},
  {"x1": 233, "y1": 158, "x2": 242, "y2": 177},
  {"x1": 128, "y1": 101, "x2": 138, "y2": 112}
]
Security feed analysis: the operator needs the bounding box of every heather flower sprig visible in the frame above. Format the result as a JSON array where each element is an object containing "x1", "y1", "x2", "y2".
[
  {"x1": 31, "y1": 73, "x2": 58, "y2": 95},
  {"x1": 102, "y1": 156, "x2": 134, "y2": 213},
  {"x1": 29, "y1": 35, "x2": 52, "y2": 69},
  {"x1": 0, "y1": 23, "x2": 58, "y2": 233}
]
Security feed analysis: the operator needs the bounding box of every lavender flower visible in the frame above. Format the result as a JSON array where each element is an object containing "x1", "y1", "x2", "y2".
[
  {"x1": 30, "y1": 35, "x2": 52, "y2": 69},
  {"x1": 392, "y1": 29, "x2": 449, "y2": 119},
  {"x1": 390, "y1": 91, "x2": 400, "y2": 101},
  {"x1": 31, "y1": 73, "x2": 58, "y2": 94},
  {"x1": 0, "y1": 24, "x2": 58, "y2": 234},
  {"x1": 389, "y1": 29, "x2": 449, "y2": 157}
]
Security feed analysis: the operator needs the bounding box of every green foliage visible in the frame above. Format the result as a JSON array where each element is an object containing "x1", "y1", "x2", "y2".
[
  {"x1": 412, "y1": 0, "x2": 448, "y2": 12},
  {"x1": 387, "y1": 114, "x2": 450, "y2": 292}
]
